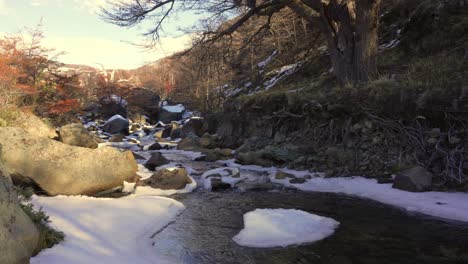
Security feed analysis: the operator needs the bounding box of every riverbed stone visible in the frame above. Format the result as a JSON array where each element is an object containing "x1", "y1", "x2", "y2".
[
  {"x1": 289, "y1": 178, "x2": 306, "y2": 184},
  {"x1": 275, "y1": 171, "x2": 296, "y2": 180},
  {"x1": 137, "y1": 167, "x2": 191, "y2": 190},
  {"x1": 59, "y1": 123, "x2": 99, "y2": 149},
  {"x1": 392, "y1": 166, "x2": 432, "y2": 192},
  {"x1": 145, "y1": 152, "x2": 170, "y2": 170},
  {"x1": 102, "y1": 115, "x2": 129, "y2": 135}
]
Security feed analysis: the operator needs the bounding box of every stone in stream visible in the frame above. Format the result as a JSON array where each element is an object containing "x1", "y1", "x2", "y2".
[
  {"x1": 0, "y1": 160, "x2": 40, "y2": 264},
  {"x1": 159, "y1": 104, "x2": 185, "y2": 123},
  {"x1": 154, "y1": 127, "x2": 172, "y2": 139},
  {"x1": 0, "y1": 127, "x2": 138, "y2": 196},
  {"x1": 392, "y1": 166, "x2": 432, "y2": 192},
  {"x1": 98, "y1": 95, "x2": 128, "y2": 119},
  {"x1": 289, "y1": 178, "x2": 306, "y2": 184},
  {"x1": 109, "y1": 134, "x2": 124, "y2": 142},
  {"x1": 59, "y1": 123, "x2": 99, "y2": 149},
  {"x1": 181, "y1": 117, "x2": 205, "y2": 137},
  {"x1": 102, "y1": 115, "x2": 129, "y2": 135},
  {"x1": 275, "y1": 171, "x2": 297, "y2": 180},
  {"x1": 210, "y1": 178, "x2": 232, "y2": 191},
  {"x1": 137, "y1": 167, "x2": 191, "y2": 190},
  {"x1": 132, "y1": 152, "x2": 146, "y2": 160},
  {"x1": 145, "y1": 152, "x2": 170, "y2": 171},
  {"x1": 148, "y1": 142, "x2": 163, "y2": 150}
]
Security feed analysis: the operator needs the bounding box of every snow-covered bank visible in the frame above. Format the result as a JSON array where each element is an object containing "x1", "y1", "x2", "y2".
[
  {"x1": 31, "y1": 195, "x2": 184, "y2": 264},
  {"x1": 293, "y1": 177, "x2": 468, "y2": 223},
  {"x1": 220, "y1": 160, "x2": 468, "y2": 223},
  {"x1": 233, "y1": 209, "x2": 339, "y2": 248}
]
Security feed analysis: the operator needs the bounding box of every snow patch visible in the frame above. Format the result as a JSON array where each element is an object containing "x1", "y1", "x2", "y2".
[
  {"x1": 162, "y1": 104, "x2": 185, "y2": 113},
  {"x1": 31, "y1": 195, "x2": 184, "y2": 264},
  {"x1": 233, "y1": 209, "x2": 339, "y2": 248}
]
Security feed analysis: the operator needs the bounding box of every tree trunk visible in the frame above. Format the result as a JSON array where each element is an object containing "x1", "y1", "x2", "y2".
[
  {"x1": 320, "y1": 0, "x2": 381, "y2": 85},
  {"x1": 287, "y1": 0, "x2": 381, "y2": 85}
]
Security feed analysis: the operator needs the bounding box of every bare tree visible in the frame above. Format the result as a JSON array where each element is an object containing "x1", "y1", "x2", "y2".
[{"x1": 101, "y1": 0, "x2": 381, "y2": 85}]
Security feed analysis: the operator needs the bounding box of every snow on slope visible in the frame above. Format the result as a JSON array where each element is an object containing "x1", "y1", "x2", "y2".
[
  {"x1": 31, "y1": 195, "x2": 184, "y2": 264},
  {"x1": 233, "y1": 209, "x2": 339, "y2": 248}
]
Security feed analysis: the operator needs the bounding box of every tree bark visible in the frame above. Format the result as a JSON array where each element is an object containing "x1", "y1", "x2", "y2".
[{"x1": 288, "y1": 0, "x2": 381, "y2": 85}]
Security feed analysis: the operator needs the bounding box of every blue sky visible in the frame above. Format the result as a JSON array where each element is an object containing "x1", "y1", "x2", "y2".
[{"x1": 0, "y1": 0, "x2": 197, "y2": 69}]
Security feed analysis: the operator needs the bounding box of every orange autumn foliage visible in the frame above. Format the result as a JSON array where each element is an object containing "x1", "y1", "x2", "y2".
[{"x1": 48, "y1": 99, "x2": 80, "y2": 114}]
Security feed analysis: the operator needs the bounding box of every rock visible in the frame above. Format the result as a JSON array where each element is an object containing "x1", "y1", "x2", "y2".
[
  {"x1": 130, "y1": 124, "x2": 142, "y2": 132},
  {"x1": 154, "y1": 127, "x2": 172, "y2": 139},
  {"x1": 199, "y1": 136, "x2": 213, "y2": 148},
  {"x1": 181, "y1": 118, "x2": 204, "y2": 137},
  {"x1": 178, "y1": 137, "x2": 202, "y2": 152},
  {"x1": 137, "y1": 167, "x2": 191, "y2": 190},
  {"x1": 289, "y1": 178, "x2": 306, "y2": 184},
  {"x1": 99, "y1": 95, "x2": 128, "y2": 119},
  {"x1": 392, "y1": 166, "x2": 432, "y2": 192},
  {"x1": 5, "y1": 110, "x2": 57, "y2": 139},
  {"x1": 237, "y1": 151, "x2": 275, "y2": 167},
  {"x1": 210, "y1": 178, "x2": 231, "y2": 191},
  {"x1": 145, "y1": 152, "x2": 170, "y2": 171},
  {"x1": 0, "y1": 163, "x2": 40, "y2": 264},
  {"x1": 0, "y1": 127, "x2": 138, "y2": 196},
  {"x1": 102, "y1": 115, "x2": 129, "y2": 135},
  {"x1": 148, "y1": 142, "x2": 163, "y2": 150},
  {"x1": 159, "y1": 105, "x2": 185, "y2": 123},
  {"x1": 128, "y1": 138, "x2": 139, "y2": 144},
  {"x1": 132, "y1": 152, "x2": 146, "y2": 160},
  {"x1": 109, "y1": 134, "x2": 124, "y2": 142},
  {"x1": 126, "y1": 88, "x2": 161, "y2": 120},
  {"x1": 170, "y1": 122, "x2": 183, "y2": 139},
  {"x1": 59, "y1": 123, "x2": 99, "y2": 149},
  {"x1": 129, "y1": 113, "x2": 148, "y2": 125},
  {"x1": 203, "y1": 148, "x2": 234, "y2": 162},
  {"x1": 87, "y1": 125, "x2": 98, "y2": 132},
  {"x1": 275, "y1": 171, "x2": 296, "y2": 180},
  {"x1": 235, "y1": 181, "x2": 277, "y2": 192}
]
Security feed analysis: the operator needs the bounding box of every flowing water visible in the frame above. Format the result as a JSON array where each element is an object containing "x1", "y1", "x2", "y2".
[{"x1": 146, "y1": 158, "x2": 468, "y2": 264}]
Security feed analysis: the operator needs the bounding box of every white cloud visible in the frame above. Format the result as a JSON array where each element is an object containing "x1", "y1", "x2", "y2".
[{"x1": 43, "y1": 34, "x2": 190, "y2": 69}]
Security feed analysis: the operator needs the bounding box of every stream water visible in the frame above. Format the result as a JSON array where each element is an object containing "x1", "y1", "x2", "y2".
[{"x1": 146, "y1": 157, "x2": 468, "y2": 264}]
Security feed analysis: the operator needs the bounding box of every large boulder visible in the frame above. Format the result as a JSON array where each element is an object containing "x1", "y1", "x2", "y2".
[
  {"x1": 392, "y1": 166, "x2": 433, "y2": 192},
  {"x1": 127, "y1": 88, "x2": 160, "y2": 120},
  {"x1": 0, "y1": 127, "x2": 138, "y2": 196},
  {"x1": 0, "y1": 159, "x2": 39, "y2": 264},
  {"x1": 99, "y1": 95, "x2": 128, "y2": 119},
  {"x1": 137, "y1": 167, "x2": 191, "y2": 190},
  {"x1": 159, "y1": 104, "x2": 185, "y2": 123},
  {"x1": 0, "y1": 110, "x2": 57, "y2": 139},
  {"x1": 145, "y1": 152, "x2": 170, "y2": 171},
  {"x1": 181, "y1": 117, "x2": 205, "y2": 137},
  {"x1": 59, "y1": 123, "x2": 99, "y2": 149},
  {"x1": 102, "y1": 115, "x2": 129, "y2": 135}
]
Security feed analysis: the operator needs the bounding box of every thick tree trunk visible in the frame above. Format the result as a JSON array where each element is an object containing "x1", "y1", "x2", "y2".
[
  {"x1": 287, "y1": 0, "x2": 381, "y2": 85},
  {"x1": 320, "y1": 0, "x2": 381, "y2": 85}
]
